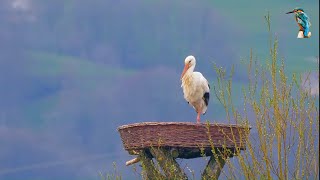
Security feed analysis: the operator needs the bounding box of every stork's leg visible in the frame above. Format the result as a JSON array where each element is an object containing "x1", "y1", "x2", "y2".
[{"x1": 196, "y1": 111, "x2": 201, "y2": 123}]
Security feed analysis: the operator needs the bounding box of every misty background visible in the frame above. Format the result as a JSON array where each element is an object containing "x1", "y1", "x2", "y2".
[{"x1": 0, "y1": 0, "x2": 318, "y2": 179}]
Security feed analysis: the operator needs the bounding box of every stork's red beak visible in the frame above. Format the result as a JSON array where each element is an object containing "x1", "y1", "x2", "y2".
[{"x1": 181, "y1": 64, "x2": 190, "y2": 79}]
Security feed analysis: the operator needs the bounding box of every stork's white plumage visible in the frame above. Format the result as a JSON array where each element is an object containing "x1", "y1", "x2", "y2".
[{"x1": 181, "y1": 55, "x2": 210, "y2": 123}]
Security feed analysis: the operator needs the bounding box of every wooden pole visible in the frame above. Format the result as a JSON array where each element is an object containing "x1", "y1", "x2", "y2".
[
  {"x1": 201, "y1": 155, "x2": 226, "y2": 180},
  {"x1": 150, "y1": 147, "x2": 188, "y2": 180},
  {"x1": 139, "y1": 150, "x2": 165, "y2": 180}
]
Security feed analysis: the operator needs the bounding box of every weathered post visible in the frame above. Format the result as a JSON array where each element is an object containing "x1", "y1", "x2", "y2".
[{"x1": 202, "y1": 155, "x2": 226, "y2": 180}]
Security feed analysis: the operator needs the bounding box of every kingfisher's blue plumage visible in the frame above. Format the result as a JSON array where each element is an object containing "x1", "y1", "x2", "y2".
[
  {"x1": 295, "y1": 11, "x2": 310, "y2": 37},
  {"x1": 286, "y1": 7, "x2": 311, "y2": 38}
]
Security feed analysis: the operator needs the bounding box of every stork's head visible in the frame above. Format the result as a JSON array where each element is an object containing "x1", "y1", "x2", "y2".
[
  {"x1": 181, "y1": 55, "x2": 196, "y2": 79},
  {"x1": 286, "y1": 7, "x2": 304, "y2": 14}
]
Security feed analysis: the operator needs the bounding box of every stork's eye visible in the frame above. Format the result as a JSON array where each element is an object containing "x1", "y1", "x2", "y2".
[{"x1": 188, "y1": 60, "x2": 191, "y2": 63}]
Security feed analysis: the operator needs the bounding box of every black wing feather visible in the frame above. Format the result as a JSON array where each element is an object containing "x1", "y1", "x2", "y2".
[
  {"x1": 203, "y1": 82, "x2": 210, "y2": 106},
  {"x1": 203, "y1": 92, "x2": 210, "y2": 106}
]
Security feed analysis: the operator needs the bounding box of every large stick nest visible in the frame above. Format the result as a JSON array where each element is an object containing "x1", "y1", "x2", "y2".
[{"x1": 118, "y1": 122, "x2": 251, "y2": 158}]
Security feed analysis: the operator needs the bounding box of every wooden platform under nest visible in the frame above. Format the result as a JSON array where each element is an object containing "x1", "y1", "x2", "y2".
[{"x1": 118, "y1": 122, "x2": 251, "y2": 180}]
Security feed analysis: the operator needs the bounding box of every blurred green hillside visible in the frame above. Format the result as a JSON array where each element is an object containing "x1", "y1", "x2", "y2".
[{"x1": 20, "y1": 0, "x2": 318, "y2": 124}]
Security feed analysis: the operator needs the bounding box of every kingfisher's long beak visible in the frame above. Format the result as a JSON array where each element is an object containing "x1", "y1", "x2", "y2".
[
  {"x1": 181, "y1": 64, "x2": 190, "y2": 80},
  {"x1": 286, "y1": 11, "x2": 294, "y2": 14}
]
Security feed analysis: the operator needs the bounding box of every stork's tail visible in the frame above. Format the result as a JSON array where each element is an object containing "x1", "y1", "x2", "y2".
[{"x1": 202, "y1": 104, "x2": 208, "y2": 115}]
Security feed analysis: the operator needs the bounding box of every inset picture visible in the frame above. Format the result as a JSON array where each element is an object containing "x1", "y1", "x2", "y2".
[{"x1": 286, "y1": 7, "x2": 311, "y2": 38}]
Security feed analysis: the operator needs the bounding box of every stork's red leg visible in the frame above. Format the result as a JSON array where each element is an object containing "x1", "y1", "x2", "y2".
[{"x1": 196, "y1": 111, "x2": 201, "y2": 123}]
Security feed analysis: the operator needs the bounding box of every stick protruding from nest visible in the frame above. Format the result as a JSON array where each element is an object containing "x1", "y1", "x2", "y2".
[{"x1": 126, "y1": 157, "x2": 140, "y2": 166}]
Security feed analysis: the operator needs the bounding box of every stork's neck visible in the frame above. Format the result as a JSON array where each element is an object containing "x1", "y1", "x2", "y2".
[{"x1": 182, "y1": 65, "x2": 195, "y2": 79}]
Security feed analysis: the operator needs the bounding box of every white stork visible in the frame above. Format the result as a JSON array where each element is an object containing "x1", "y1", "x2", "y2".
[{"x1": 181, "y1": 55, "x2": 210, "y2": 123}]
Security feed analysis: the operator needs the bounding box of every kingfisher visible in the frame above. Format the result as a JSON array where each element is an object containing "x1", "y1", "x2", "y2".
[{"x1": 286, "y1": 7, "x2": 311, "y2": 38}]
